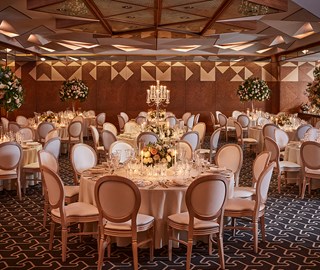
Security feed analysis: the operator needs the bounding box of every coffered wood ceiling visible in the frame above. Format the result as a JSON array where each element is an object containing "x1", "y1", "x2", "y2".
[{"x1": 0, "y1": 0, "x2": 320, "y2": 61}]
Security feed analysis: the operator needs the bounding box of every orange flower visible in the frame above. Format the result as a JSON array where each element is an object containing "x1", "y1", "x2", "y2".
[{"x1": 150, "y1": 147, "x2": 158, "y2": 155}]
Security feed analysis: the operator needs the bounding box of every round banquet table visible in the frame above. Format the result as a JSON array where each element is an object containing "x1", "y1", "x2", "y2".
[{"x1": 79, "y1": 166, "x2": 234, "y2": 249}]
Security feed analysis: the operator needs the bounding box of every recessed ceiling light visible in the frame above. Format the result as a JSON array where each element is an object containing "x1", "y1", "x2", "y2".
[
  {"x1": 40, "y1": 57, "x2": 46, "y2": 61},
  {"x1": 302, "y1": 49, "x2": 309, "y2": 54},
  {"x1": 122, "y1": 5, "x2": 132, "y2": 9}
]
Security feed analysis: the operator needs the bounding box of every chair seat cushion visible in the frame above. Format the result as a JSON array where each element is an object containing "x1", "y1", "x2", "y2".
[
  {"x1": 225, "y1": 198, "x2": 265, "y2": 212},
  {"x1": 64, "y1": 185, "x2": 80, "y2": 197},
  {"x1": 280, "y1": 160, "x2": 301, "y2": 169},
  {"x1": 243, "y1": 138, "x2": 257, "y2": 143},
  {"x1": 0, "y1": 169, "x2": 17, "y2": 176},
  {"x1": 233, "y1": 187, "x2": 255, "y2": 198},
  {"x1": 23, "y1": 162, "x2": 40, "y2": 169},
  {"x1": 305, "y1": 168, "x2": 320, "y2": 176},
  {"x1": 105, "y1": 214, "x2": 154, "y2": 231},
  {"x1": 51, "y1": 202, "x2": 98, "y2": 218},
  {"x1": 168, "y1": 212, "x2": 219, "y2": 229}
]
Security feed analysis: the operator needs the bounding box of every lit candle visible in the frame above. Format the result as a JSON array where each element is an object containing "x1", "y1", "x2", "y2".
[
  {"x1": 147, "y1": 89, "x2": 150, "y2": 103},
  {"x1": 275, "y1": 118, "x2": 278, "y2": 125}
]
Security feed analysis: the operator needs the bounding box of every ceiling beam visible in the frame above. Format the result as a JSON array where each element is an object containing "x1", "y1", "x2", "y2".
[
  {"x1": 27, "y1": 0, "x2": 64, "y2": 10},
  {"x1": 250, "y1": 0, "x2": 288, "y2": 11},
  {"x1": 200, "y1": 0, "x2": 233, "y2": 36},
  {"x1": 83, "y1": 0, "x2": 112, "y2": 36}
]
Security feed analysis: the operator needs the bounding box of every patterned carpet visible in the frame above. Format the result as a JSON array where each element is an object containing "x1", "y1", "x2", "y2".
[{"x1": 0, "y1": 137, "x2": 319, "y2": 270}]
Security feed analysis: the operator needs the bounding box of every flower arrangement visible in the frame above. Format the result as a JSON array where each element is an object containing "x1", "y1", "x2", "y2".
[
  {"x1": 39, "y1": 112, "x2": 58, "y2": 123},
  {"x1": 237, "y1": 77, "x2": 271, "y2": 102},
  {"x1": 59, "y1": 78, "x2": 89, "y2": 102},
  {"x1": 306, "y1": 66, "x2": 320, "y2": 109},
  {"x1": 273, "y1": 114, "x2": 292, "y2": 126},
  {"x1": 147, "y1": 124, "x2": 174, "y2": 138},
  {"x1": 148, "y1": 109, "x2": 166, "y2": 120},
  {"x1": 141, "y1": 141, "x2": 175, "y2": 168},
  {"x1": 0, "y1": 66, "x2": 24, "y2": 112}
]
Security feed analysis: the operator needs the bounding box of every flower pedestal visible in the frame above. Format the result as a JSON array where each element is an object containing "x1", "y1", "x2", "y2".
[{"x1": 251, "y1": 100, "x2": 254, "y2": 112}]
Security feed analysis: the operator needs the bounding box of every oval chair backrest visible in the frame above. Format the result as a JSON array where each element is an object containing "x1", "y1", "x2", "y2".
[
  {"x1": 215, "y1": 143, "x2": 243, "y2": 186},
  {"x1": 182, "y1": 112, "x2": 191, "y2": 124},
  {"x1": 217, "y1": 113, "x2": 227, "y2": 127},
  {"x1": 215, "y1": 111, "x2": 222, "y2": 124},
  {"x1": 264, "y1": 136, "x2": 280, "y2": 167},
  {"x1": 8, "y1": 122, "x2": 20, "y2": 133},
  {"x1": 274, "y1": 128, "x2": 289, "y2": 151},
  {"x1": 304, "y1": 127, "x2": 319, "y2": 141},
  {"x1": 71, "y1": 143, "x2": 97, "y2": 175},
  {"x1": 234, "y1": 121, "x2": 243, "y2": 143},
  {"x1": 124, "y1": 121, "x2": 140, "y2": 133},
  {"x1": 109, "y1": 141, "x2": 134, "y2": 164},
  {"x1": 210, "y1": 112, "x2": 216, "y2": 126},
  {"x1": 210, "y1": 128, "x2": 221, "y2": 151},
  {"x1": 103, "y1": 122, "x2": 118, "y2": 136},
  {"x1": 101, "y1": 130, "x2": 117, "y2": 152},
  {"x1": 237, "y1": 114, "x2": 250, "y2": 128},
  {"x1": 120, "y1": 112, "x2": 129, "y2": 123},
  {"x1": 181, "y1": 131, "x2": 199, "y2": 151},
  {"x1": 252, "y1": 151, "x2": 271, "y2": 185},
  {"x1": 192, "y1": 122, "x2": 206, "y2": 145},
  {"x1": 16, "y1": 116, "x2": 28, "y2": 127},
  {"x1": 41, "y1": 166, "x2": 64, "y2": 209},
  {"x1": 176, "y1": 140, "x2": 193, "y2": 160},
  {"x1": 90, "y1": 125, "x2": 100, "y2": 149},
  {"x1": 19, "y1": 127, "x2": 34, "y2": 141},
  {"x1": 38, "y1": 150, "x2": 59, "y2": 173},
  {"x1": 186, "y1": 175, "x2": 227, "y2": 221},
  {"x1": 256, "y1": 162, "x2": 275, "y2": 206},
  {"x1": 296, "y1": 124, "x2": 312, "y2": 140},
  {"x1": 186, "y1": 115, "x2": 195, "y2": 130},
  {"x1": 45, "y1": 129, "x2": 59, "y2": 143},
  {"x1": 44, "y1": 137, "x2": 61, "y2": 159},
  {"x1": 165, "y1": 116, "x2": 177, "y2": 128},
  {"x1": 68, "y1": 121, "x2": 83, "y2": 138},
  {"x1": 135, "y1": 116, "x2": 147, "y2": 125},
  {"x1": 137, "y1": 132, "x2": 159, "y2": 147},
  {"x1": 139, "y1": 111, "x2": 148, "y2": 117},
  {"x1": 96, "y1": 112, "x2": 106, "y2": 126},
  {"x1": 37, "y1": 122, "x2": 55, "y2": 141},
  {"x1": 262, "y1": 123, "x2": 279, "y2": 140},
  {"x1": 257, "y1": 117, "x2": 270, "y2": 126},
  {"x1": 194, "y1": 113, "x2": 200, "y2": 125},
  {"x1": 117, "y1": 115, "x2": 126, "y2": 131},
  {"x1": 232, "y1": 110, "x2": 242, "y2": 119},
  {"x1": 95, "y1": 175, "x2": 140, "y2": 224},
  {"x1": 300, "y1": 141, "x2": 320, "y2": 170},
  {"x1": 0, "y1": 142, "x2": 22, "y2": 170}
]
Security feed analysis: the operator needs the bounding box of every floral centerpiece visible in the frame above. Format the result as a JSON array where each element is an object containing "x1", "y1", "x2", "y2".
[
  {"x1": 141, "y1": 141, "x2": 175, "y2": 168},
  {"x1": 147, "y1": 124, "x2": 174, "y2": 138},
  {"x1": 273, "y1": 114, "x2": 292, "y2": 126},
  {"x1": 59, "y1": 78, "x2": 89, "y2": 111},
  {"x1": 39, "y1": 112, "x2": 58, "y2": 123},
  {"x1": 237, "y1": 77, "x2": 271, "y2": 110},
  {"x1": 306, "y1": 66, "x2": 320, "y2": 109},
  {"x1": 148, "y1": 109, "x2": 166, "y2": 120},
  {"x1": 0, "y1": 66, "x2": 24, "y2": 112}
]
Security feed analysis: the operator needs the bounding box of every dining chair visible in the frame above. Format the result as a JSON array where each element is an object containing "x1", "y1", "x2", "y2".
[
  {"x1": 103, "y1": 122, "x2": 118, "y2": 136},
  {"x1": 233, "y1": 151, "x2": 271, "y2": 199},
  {"x1": 165, "y1": 115, "x2": 177, "y2": 128},
  {"x1": 19, "y1": 127, "x2": 35, "y2": 141},
  {"x1": 182, "y1": 112, "x2": 191, "y2": 125},
  {"x1": 209, "y1": 112, "x2": 220, "y2": 131},
  {"x1": 136, "y1": 131, "x2": 159, "y2": 148},
  {"x1": 262, "y1": 123, "x2": 279, "y2": 141},
  {"x1": 1, "y1": 117, "x2": 9, "y2": 132},
  {"x1": 135, "y1": 115, "x2": 147, "y2": 125},
  {"x1": 95, "y1": 175, "x2": 154, "y2": 270},
  {"x1": 176, "y1": 140, "x2": 193, "y2": 160},
  {"x1": 167, "y1": 174, "x2": 228, "y2": 270},
  {"x1": 264, "y1": 136, "x2": 300, "y2": 193},
  {"x1": 40, "y1": 166, "x2": 99, "y2": 262},
  {"x1": 186, "y1": 114, "x2": 195, "y2": 131},
  {"x1": 72, "y1": 115, "x2": 84, "y2": 123},
  {"x1": 224, "y1": 162, "x2": 275, "y2": 253},
  {"x1": 209, "y1": 128, "x2": 221, "y2": 162},
  {"x1": 181, "y1": 131, "x2": 200, "y2": 152},
  {"x1": 124, "y1": 121, "x2": 140, "y2": 133},
  {"x1": 256, "y1": 116, "x2": 270, "y2": 126},
  {"x1": 70, "y1": 143, "x2": 97, "y2": 184},
  {"x1": 101, "y1": 130, "x2": 117, "y2": 155},
  {"x1": 38, "y1": 150, "x2": 79, "y2": 227},
  {"x1": 96, "y1": 112, "x2": 106, "y2": 132},
  {"x1": 89, "y1": 125, "x2": 105, "y2": 159},
  {"x1": 218, "y1": 113, "x2": 235, "y2": 142},
  {"x1": 300, "y1": 141, "x2": 320, "y2": 199},
  {"x1": 215, "y1": 111, "x2": 222, "y2": 125},
  {"x1": 315, "y1": 120, "x2": 320, "y2": 129},
  {"x1": 37, "y1": 121, "x2": 55, "y2": 144},
  {"x1": 192, "y1": 122, "x2": 206, "y2": 148},
  {"x1": 303, "y1": 127, "x2": 319, "y2": 141},
  {"x1": 61, "y1": 120, "x2": 83, "y2": 155},
  {"x1": 234, "y1": 121, "x2": 258, "y2": 154},
  {"x1": 193, "y1": 113, "x2": 200, "y2": 126},
  {"x1": 22, "y1": 137, "x2": 62, "y2": 193},
  {"x1": 295, "y1": 124, "x2": 312, "y2": 141},
  {"x1": 44, "y1": 128, "x2": 59, "y2": 143},
  {"x1": 237, "y1": 114, "x2": 250, "y2": 137},
  {"x1": 16, "y1": 115, "x2": 29, "y2": 127},
  {"x1": 215, "y1": 143, "x2": 243, "y2": 187},
  {"x1": 274, "y1": 128, "x2": 289, "y2": 157},
  {"x1": 109, "y1": 141, "x2": 134, "y2": 164},
  {"x1": 117, "y1": 114, "x2": 126, "y2": 133},
  {"x1": 120, "y1": 111, "x2": 129, "y2": 123},
  {"x1": 232, "y1": 110, "x2": 242, "y2": 119},
  {"x1": 0, "y1": 142, "x2": 23, "y2": 200},
  {"x1": 8, "y1": 121, "x2": 21, "y2": 133},
  {"x1": 138, "y1": 111, "x2": 148, "y2": 117}
]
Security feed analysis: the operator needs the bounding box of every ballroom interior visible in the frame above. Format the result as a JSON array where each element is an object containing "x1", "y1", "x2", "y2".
[{"x1": 0, "y1": 0, "x2": 320, "y2": 270}]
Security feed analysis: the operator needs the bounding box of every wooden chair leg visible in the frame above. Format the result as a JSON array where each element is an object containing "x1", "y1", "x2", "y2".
[
  {"x1": 49, "y1": 222, "x2": 55, "y2": 250},
  {"x1": 97, "y1": 237, "x2": 107, "y2": 270},
  {"x1": 253, "y1": 219, "x2": 258, "y2": 253},
  {"x1": 260, "y1": 215, "x2": 266, "y2": 242},
  {"x1": 132, "y1": 240, "x2": 139, "y2": 270},
  {"x1": 217, "y1": 233, "x2": 225, "y2": 270},
  {"x1": 301, "y1": 177, "x2": 307, "y2": 199},
  {"x1": 168, "y1": 226, "x2": 173, "y2": 261},
  {"x1": 186, "y1": 239, "x2": 193, "y2": 270},
  {"x1": 61, "y1": 227, "x2": 68, "y2": 262}
]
